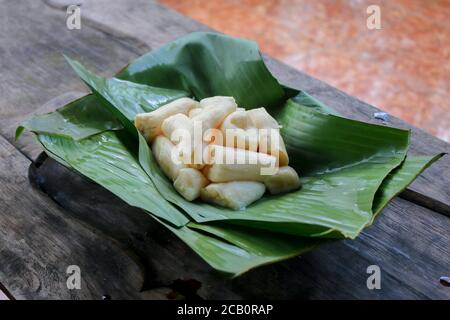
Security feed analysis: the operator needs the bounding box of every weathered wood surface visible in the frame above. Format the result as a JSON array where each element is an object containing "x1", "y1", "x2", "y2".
[
  {"x1": 32, "y1": 156, "x2": 450, "y2": 299},
  {"x1": 0, "y1": 0, "x2": 140, "y2": 160},
  {"x1": 0, "y1": 135, "x2": 146, "y2": 299},
  {"x1": 0, "y1": 0, "x2": 449, "y2": 299}
]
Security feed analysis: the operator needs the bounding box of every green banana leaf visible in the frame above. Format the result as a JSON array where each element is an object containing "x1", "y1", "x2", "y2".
[
  {"x1": 19, "y1": 32, "x2": 442, "y2": 276},
  {"x1": 371, "y1": 154, "x2": 444, "y2": 220},
  {"x1": 63, "y1": 57, "x2": 409, "y2": 239},
  {"x1": 116, "y1": 32, "x2": 286, "y2": 109},
  {"x1": 16, "y1": 94, "x2": 123, "y2": 141},
  {"x1": 36, "y1": 128, "x2": 320, "y2": 276}
]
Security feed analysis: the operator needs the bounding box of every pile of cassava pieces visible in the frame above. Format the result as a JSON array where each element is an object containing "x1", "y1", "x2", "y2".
[{"x1": 134, "y1": 96, "x2": 300, "y2": 210}]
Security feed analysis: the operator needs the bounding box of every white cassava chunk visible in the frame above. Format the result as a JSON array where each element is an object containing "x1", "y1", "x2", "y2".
[
  {"x1": 173, "y1": 168, "x2": 209, "y2": 201},
  {"x1": 189, "y1": 163, "x2": 206, "y2": 170},
  {"x1": 193, "y1": 96, "x2": 237, "y2": 130},
  {"x1": 199, "y1": 96, "x2": 236, "y2": 109},
  {"x1": 204, "y1": 145, "x2": 278, "y2": 182},
  {"x1": 220, "y1": 110, "x2": 258, "y2": 151},
  {"x1": 151, "y1": 135, "x2": 186, "y2": 181},
  {"x1": 162, "y1": 113, "x2": 207, "y2": 166},
  {"x1": 188, "y1": 108, "x2": 203, "y2": 118},
  {"x1": 188, "y1": 139, "x2": 209, "y2": 169},
  {"x1": 161, "y1": 113, "x2": 193, "y2": 161},
  {"x1": 200, "y1": 181, "x2": 265, "y2": 210},
  {"x1": 258, "y1": 131, "x2": 289, "y2": 166},
  {"x1": 247, "y1": 107, "x2": 289, "y2": 166},
  {"x1": 161, "y1": 113, "x2": 193, "y2": 141},
  {"x1": 137, "y1": 96, "x2": 300, "y2": 208},
  {"x1": 247, "y1": 107, "x2": 279, "y2": 128},
  {"x1": 264, "y1": 166, "x2": 301, "y2": 194},
  {"x1": 135, "y1": 97, "x2": 198, "y2": 142}
]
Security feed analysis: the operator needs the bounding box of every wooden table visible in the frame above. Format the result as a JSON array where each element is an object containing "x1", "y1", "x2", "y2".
[{"x1": 0, "y1": 0, "x2": 449, "y2": 300}]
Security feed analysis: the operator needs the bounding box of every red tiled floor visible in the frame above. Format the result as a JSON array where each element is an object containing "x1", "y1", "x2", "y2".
[{"x1": 160, "y1": 0, "x2": 450, "y2": 142}]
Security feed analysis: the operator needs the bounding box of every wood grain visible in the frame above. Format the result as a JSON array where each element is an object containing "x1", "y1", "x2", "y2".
[
  {"x1": 32, "y1": 156, "x2": 450, "y2": 299},
  {"x1": 0, "y1": 0, "x2": 142, "y2": 159},
  {"x1": 0, "y1": 135, "x2": 146, "y2": 299},
  {"x1": 29, "y1": 154, "x2": 239, "y2": 299}
]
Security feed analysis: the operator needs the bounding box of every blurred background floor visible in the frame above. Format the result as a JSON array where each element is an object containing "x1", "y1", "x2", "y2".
[{"x1": 160, "y1": 0, "x2": 449, "y2": 142}]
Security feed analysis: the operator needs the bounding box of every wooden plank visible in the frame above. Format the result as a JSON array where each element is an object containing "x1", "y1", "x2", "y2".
[
  {"x1": 29, "y1": 154, "x2": 240, "y2": 299},
  {"x1": 40, "y1": 0, "x2": 449, "y2": 216},
  {"x1": 0, "y1": 135, "x2": 145, "y2": 299},
  {"x1": 0, "y1": 0, "x2": 143, "y2": 159},
  {"x1": 33, "y1": 156, "x2": 450, "y2": 299}
]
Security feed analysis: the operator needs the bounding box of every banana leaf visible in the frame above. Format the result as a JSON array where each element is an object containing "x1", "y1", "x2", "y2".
[
  {"x1": 19, "y1": 32, "x2": 442, "y2": 276},
  {"x1": 36, "y1": 128, "x2": 321, "y2": 275},
  {"x1": 16, "y1": 94, "x2": 123, "y2": 141},
  {"x1": 371, "y1": 154, "x2": 444, "y2": 220},
  {"x1": 34, "y1": 126, "x2": 440, "y2": 275},
  {"x1": 63, "y1": 57, "x2": 409, "y2": 239}
]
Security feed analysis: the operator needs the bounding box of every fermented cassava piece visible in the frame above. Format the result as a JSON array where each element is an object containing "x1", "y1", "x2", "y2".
[
  {"x1": 135, "y1": 97, "x2": 199, "y2": 142},
  {"x1": 188, "y1": 108, "x2": 203, "y2": 118},
  {"x1": 192, "y1": 96, "x2": 237, "y2": 130},
  {"x1": 174, "y1": 168, "x2": 209, "y2": 201},
  {"x1": 264, "y1": 166, "x2": 301, "y2": 194},
  {"x1": 204, "y1": 145, "x2": 300, "y2": 192},
  {"x1": 199, "y1": 96, "x2": 236, "y2": 109},
  {"x1": 161, "y1": 113, "x2": 195, "y2": 164},
  {"x1": 205, "y1": 145, "x2": 278, "y2": 182},
  {"x1": 247, "y1": 108, "x2": 289, "y2": 166},
  {"x1": 200, "y1": 181, "x2": 266, "y2": 210},
  {"x1": 221, "y1": 110, "x2": 259, "y2": 151},
  {"x1": 161, "y1": 113, "x2": 193, "y2": 141},
  {"x1": 137, "y1": 96, "x2": 300, "y2": 210},
  {"x1": 151, "y1": 135, "x2": 186, "y2": 181}
]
